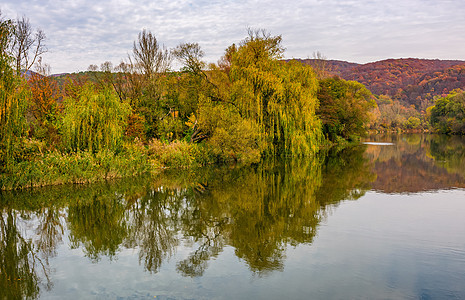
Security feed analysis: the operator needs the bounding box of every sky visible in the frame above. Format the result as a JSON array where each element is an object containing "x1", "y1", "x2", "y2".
[{"x1": 2, "y1": 0, "x2": 465, "y2": 74}]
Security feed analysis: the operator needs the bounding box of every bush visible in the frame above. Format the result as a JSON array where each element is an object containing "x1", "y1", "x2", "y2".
[{"x1": 148, "y1": 139, "x2": 215, "y2": 168}]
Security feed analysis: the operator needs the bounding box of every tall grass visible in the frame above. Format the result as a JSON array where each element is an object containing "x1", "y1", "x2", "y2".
[{"x1": 0, "y1": 139, "x2": 217, "y2": 190}]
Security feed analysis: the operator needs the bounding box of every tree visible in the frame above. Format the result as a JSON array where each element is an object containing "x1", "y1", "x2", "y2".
[
  {"x1": 132, "y1": 29, "x2": 170, "y2": 79},
  {"x1": 317, "y1": 76, "x2": 376, "y2": 141},
  {"x1": 0, "y1": 13, "x2": 28, "y2": 168},
  {"x1": 172, "y1": 42, "x2": 205, "y2": 74},
  {"x1": 61, "y1": 84, "x2": 131, "y2": 153},
  {"x1": 27, "y1": 57, "x2": 60, "y2": 144},
  {"x1": 229, "y1": 29, "x2": 322, "y2": 156},
  {"x1": 113, "y1": 61, "x2": 143, "y2": 103},
  {"x1": 172, "y1": 42, "x2": 230, "y2": 143},
  {"x1": 430, "y1": 89, "x2": 465, "y2": 134},
  {"x1": 310, "y1": 51, "x2": 330, "y2": 79},
  {"x1": 171, "y1": 30, "x2": 322, "y2": 158},
  {"x1": 10, "y1": 16, "x2": 46, "y2": 75},
  {"x1": 86, "y1": 61, "x2": 119, "y2": 94}
]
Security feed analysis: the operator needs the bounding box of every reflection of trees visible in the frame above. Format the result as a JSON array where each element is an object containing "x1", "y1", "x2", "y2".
[
  {"x1": 176, "y1": 226, "x2": 225, "y2": 277},
  {"x1": 222, "y1": 158, "x2": 323, "y2": 274},
  {"x1": 366, "y1": 134, "x2": 465, "y2": 193},
  {"x1": 68, "y1": 192, "x2": 129, "y2": 262},
  {"x1": 126, "y1": 188, "x2": 182, "y2": 273},
  {"x1": 35, "y1": 207, "x2": 65, "y2": 259},
  {"x1": 428, "y1": 135, "x2": 465, "y2": 179},
  {"x1": 61, "y1": 156, "x2": 363, "y2": 277},
  {"x1": 0, "y1": 210, "x2": 51, "y2": 300},
  {"x1": 0, "y1": 147, "x2": 377, "y2": 296},
  {"x1": 3, "y1": 133, "x2": 465, "y2": 297},
  {"x1": 316, "y1": 146, "x2": 376, "y2": 204},
  {"x1": 170, "y1": 152, "x2": 374, "y2": 276}
]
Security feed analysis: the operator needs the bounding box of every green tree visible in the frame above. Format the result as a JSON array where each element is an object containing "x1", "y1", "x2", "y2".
[
  {"x1": 317, "y1": 76, "x2": 376, "y2": 141},
  {"x1": 430, "y1": 89, "x2": 465, "y2": 134},
  {"x1": 405, "y1": 116, "x2": 421, "y2": 129},
  {"x1": 0, "y1": 14, "x2": 28, "y2": 169},
  {"x1": 61, "y1": 84, "x2": 131, "y2": 153},
  {"x1": 172, "y1": 42, "x2": 260, "y2": 161},
  {"x1": 68, "y1": 196, "x2": 128, "y2": 262}
]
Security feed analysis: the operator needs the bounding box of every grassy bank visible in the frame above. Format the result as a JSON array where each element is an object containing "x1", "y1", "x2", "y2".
[{"x1": 0, "y1": 139, "x2": 219, "y2": 190}]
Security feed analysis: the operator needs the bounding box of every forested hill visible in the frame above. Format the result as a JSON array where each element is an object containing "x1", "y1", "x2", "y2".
[{"x1": 297, "y1": 58, "x2": 465, "y2": 106}]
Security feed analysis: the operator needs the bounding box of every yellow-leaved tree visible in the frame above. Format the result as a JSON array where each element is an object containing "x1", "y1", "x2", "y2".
[
  {"x1": 175, "y1": 30, "x2": 322, "y2": 160},
  {"x1": 61, "y1": 84, "x2": 131, "y2": 153},
  {"x1": 229, "y1": 30, "x2": 322, "y2": 157}
]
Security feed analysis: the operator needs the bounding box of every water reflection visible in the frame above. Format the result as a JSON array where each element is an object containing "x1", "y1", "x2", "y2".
[
  {"x1": 0, "y1": 209, "x2": 52, "y2": 300},
  {"x1": 365, "y1": 134, "x2": 465, "y2": 193},
  {"x1": 1, "y1": 134, "x2": 465, "y2": 298}
]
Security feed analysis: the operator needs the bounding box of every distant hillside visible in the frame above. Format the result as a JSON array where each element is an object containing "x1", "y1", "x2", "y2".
[
  {"x1": 294, "y1": 59, "x2": 360, "y2": 74},
  {"x1": 296, "y1": 58, "x2": 465, "y2": 106},
  {"x1": 50, "y1": 73, "x2": 69, "y2": 77},
  {"x1": 21, "y1": 69, "x2": 44, "y2": 79}
]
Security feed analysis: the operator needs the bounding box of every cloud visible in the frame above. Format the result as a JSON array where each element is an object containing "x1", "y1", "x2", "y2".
[{"x1": 2, "y1": 0, "x2": 465, "y2": 73}]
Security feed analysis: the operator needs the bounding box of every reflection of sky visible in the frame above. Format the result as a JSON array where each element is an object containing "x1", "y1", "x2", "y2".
[
  {"x1": 12, "y1": 190, "x2": 464, "y2": 299},
  {"x1": 286, "y1": 192, "x2": 465, "y2": 299},
  {"x1": 2, "y1": 0, "x2": 465, "y2": 73}
]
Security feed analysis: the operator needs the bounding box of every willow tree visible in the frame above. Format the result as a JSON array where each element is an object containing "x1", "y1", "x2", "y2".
[
  {"x1": 61, "y1": 84, "x2": 131, "y2": 153},
  {"x1": 0, "y1": 14, "x2": 28, "y2": 168},
  {"x1": 229, "y1": 30, "x2": 322, "y2": 157}
]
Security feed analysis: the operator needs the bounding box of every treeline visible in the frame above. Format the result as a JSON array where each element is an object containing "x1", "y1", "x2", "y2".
[
  {"x1": 301, "y1": 58, "x2": 465, "y2": 132},
  {"x1": 302, "y1": 58, "x2": 465, "y2": 106},
  {"x1": 0, "y1": 15, "x2": 378, "y2": 189}
]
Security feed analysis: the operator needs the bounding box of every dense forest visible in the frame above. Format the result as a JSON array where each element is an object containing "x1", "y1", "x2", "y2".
[
  {"x1": 1, "y1": 14, "x2": 464, "y2": 189},
  {"x1": 301, "y1": 58, "x2": 465, "y2": 131},
  {"x1": 0, "y1": 15, "x2": 376, "y2": 189}
]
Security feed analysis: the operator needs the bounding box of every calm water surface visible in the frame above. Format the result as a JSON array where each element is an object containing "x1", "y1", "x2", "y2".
[{"x1": 1, "y1": 134, "x2": 465, "y2": 299}]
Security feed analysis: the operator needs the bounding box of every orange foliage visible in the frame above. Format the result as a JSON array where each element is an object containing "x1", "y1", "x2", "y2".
[
  {"x1": 26, "y1": 59, "x2": 62, "y2": 145},
  {"x1": 28, "y1": 70, "x2": 59, "y2": 125},
  {"x1": 298, "y1": 58, "x2": 465, "y2": 108}
]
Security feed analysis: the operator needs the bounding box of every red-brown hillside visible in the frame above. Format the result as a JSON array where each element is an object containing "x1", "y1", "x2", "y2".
[{"x1": 295, "y1": 58, "x2": 465, "y2": 106}]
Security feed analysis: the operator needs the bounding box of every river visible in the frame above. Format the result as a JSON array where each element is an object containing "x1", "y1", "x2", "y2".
[{"x1": 1, "y1": 134, "x2": 464, "y2": 299}]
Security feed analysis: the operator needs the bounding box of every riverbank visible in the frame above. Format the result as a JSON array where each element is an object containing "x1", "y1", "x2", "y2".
[
  {"x1": 0, "y1": 139, "x2": 221, "y2": 190},
  {"x1": 2, "y1": 136, "x2": 361, "y2": 191}
]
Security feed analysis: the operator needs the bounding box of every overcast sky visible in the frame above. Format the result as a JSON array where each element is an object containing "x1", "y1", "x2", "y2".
[{"x1": 2, "y1": 0, "x2": 465, "y2": 74}]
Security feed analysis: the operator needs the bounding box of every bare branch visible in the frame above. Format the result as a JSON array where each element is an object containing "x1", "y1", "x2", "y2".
[
  {"x1": 133, "y1": 29, "x2": 171, "y2": 78},
  {"x1": 172, "y1": 42, "x2": 205, "y2": 74},
  {"x1": 11, "y1": 15, "x2": 47, "y2": 75},
  {"x1": 311, "y1": 51, "x2": 330, "y2": 79},
  {"x1": 87, "y1": 64, "x2": 98, "y2": 72}
]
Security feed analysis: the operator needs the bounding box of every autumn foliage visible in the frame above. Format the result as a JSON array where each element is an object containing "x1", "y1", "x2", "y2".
[
  {"x1": 0, "y1": 14, "x2": 408, "y2": 188},
  {"x1": 27, "y1": 61, "x2": 60, "y2": 143},
  {"x1": 300, "y1": 58, "x2": 465, "y2": 108}
]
